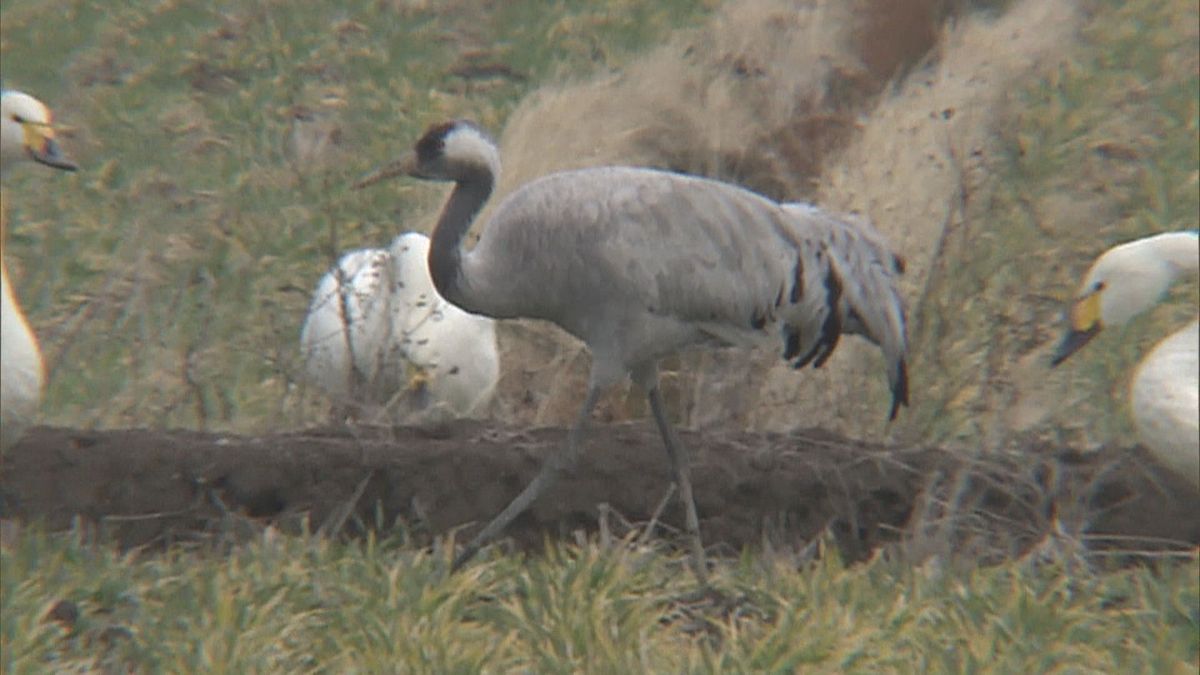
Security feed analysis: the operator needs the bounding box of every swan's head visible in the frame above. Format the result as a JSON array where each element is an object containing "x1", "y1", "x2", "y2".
[
  {"x1": 1051, "y1": 232, "x2": 1198, "y2": 366},
  {"x1": 1, "y1": 90, "x2": 77, "y2": 173},
  {"x1": 354, "y1": 120, "x2": 499, "y2": 189}
]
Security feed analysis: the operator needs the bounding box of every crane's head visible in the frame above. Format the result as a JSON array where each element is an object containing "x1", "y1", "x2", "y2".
[
  {"x1": 354, "y1": 120, "x2": 499, "y2": 189},
  {"x1": 1050, "y1": 231, "x2": 1197, "y2": 366},
  {"x1": 1, "y1": 89, "x2": 77, "y2": 173}
]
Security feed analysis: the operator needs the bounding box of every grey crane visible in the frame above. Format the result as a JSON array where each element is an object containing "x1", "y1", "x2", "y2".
[{"x1": 356, "y1": 120, "x2": 909, "y2": 582}]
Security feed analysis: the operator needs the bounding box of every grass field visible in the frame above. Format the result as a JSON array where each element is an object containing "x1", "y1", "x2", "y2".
[
  {"x1": 1, "y1": 0, "x2": 718, "y2": 431},
  {"x1": 2, "y1": 0, "x2": 1198, "y2": 671},
  {"x1": 1, "y1": 0, "x2": 1195, "y2": 441},
  {"x1": 3, "y1": 529, "x2": 1197, "y2": 672}
]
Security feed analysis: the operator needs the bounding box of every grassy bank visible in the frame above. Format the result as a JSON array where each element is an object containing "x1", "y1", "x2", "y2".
[{"x1": 3, "y1": 529, "x2": 1196, "y2": 672}]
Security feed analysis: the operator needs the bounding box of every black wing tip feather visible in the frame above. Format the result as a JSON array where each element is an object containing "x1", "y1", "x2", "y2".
[{"x1": 887, "y1": 358, "x2": 909, "y2": 421}]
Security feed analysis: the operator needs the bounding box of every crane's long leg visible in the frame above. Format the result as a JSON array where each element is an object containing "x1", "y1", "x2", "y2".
[
  {"x1": 646, "y1": 386, "x2": 709, "y2": 585},
  {"x1": 452, "y1": 385, "x2": 603, "y2": 572}
]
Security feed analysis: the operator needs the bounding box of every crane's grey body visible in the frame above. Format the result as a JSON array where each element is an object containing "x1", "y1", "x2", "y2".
[
  {"x1": 358, "y1": 121, "x2": 909, "y2": 581},
  {"x1": 442, "y1": 167, "x2": 907, "y2": 406}
]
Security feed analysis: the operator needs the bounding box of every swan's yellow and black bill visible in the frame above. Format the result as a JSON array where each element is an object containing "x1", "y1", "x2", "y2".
[
  {"x1": 1051, "y1": 290, "x2": 1103, "y2": 366},
  {"x1": 406, "y1": 366, "x2": 430, "y2": 392},
  {"x1": 1050, "y1": 324, "x2": 1101, "y2": 366},
  {"x1": 404, "y1": 365, "x2": 433, "y2": 411},
  {"x1": 23, "y1": 120, "x2": 77, "y2": 171}
]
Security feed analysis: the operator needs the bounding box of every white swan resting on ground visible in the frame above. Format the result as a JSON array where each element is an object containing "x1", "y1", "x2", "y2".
[
  {"x1": 1, "y1": 89, "x2": 77, "y2": 451},
  {"x1": 1051, "y1": 230, "x2": 1199, "y2": 489},
  {"x1": 300, "y1": 232, "x2": 499, "y2": 420}
]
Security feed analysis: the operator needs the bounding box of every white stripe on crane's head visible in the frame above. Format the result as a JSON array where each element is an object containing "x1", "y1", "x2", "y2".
[{"x1": 440, "y1": 121, "x2": 501, "y2": 180}]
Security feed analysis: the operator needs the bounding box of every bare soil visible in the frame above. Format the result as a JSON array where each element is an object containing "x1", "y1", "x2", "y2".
[{"x1": 2, "y1": 423, "x2": 1197, "y2": 562}]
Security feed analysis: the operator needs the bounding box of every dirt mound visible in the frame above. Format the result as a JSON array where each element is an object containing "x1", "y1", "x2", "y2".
[{"x1": 3, "y1": 424, "x2": 1196, "y2": 563}]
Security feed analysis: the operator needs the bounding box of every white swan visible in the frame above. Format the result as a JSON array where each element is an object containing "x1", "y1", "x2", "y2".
[
  {"x1": 1, "y1": 89, "x2": 77, "y2": 450},
  {"x1": 1051, "y1": 231, "x2": 1199, "y2": 489},
  {"x1": 387, "y1": 232, "x2": 500, "y2": 417},
  {"x1": 300, "y1": 246, "x2": 398, "y2": 406},
  {"x1": 299, "y1": 232, "x2": 499, "y2": 420}
]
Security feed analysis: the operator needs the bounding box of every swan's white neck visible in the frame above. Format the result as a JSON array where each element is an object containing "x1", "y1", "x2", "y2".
[
  {"x1": 1148, "y1": 231, "x2": 1200, "y2": 278},
  {"x1": 1094, "y1": 231, "x2": 1198, "y2": 327}
]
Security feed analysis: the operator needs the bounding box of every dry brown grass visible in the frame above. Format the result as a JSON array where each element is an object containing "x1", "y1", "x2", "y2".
[
  {"x1": 481, "y1": 0, "x2": 933, "y2": 430},
  {"x1": 468, "y1": 0, "x2": 1090, "y2": 446},
  {"x1": 493, "y1": 0, "x2": 884, "y2": 202},
  {"x1": 789, "y1": 0, "x2": 1089, "y2": 443}
]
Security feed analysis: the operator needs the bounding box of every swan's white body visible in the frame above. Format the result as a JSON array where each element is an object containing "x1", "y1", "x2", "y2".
[
  {"x1": 300, "y1": 232, "x2": 499, "y2": 419},
  {"x1": 388, "y1": 232, "x2": 500, "y2": 417},
  {"x1": 1, "y1": 261, "x2": 43, "y2": 450},
  {"x1": 1129, "y1": 319, "x2": 1198, "y2": 487},
  {"x1": 1, "y1": 89, "x2": 76, "y2": 450},
  {"x1": 1053, "y1": 231, "x2": 1199, "y2": 489},
  {"x1": 301, "y1": 247, "x2": 398, "y2": 404}
]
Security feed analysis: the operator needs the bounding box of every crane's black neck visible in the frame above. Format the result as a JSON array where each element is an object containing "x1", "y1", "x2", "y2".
[{"x1": 428, "y1": 166, "x2": 494, "y2": 314}]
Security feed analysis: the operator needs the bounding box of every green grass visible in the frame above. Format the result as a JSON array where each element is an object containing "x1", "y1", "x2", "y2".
[
  {"x1": 3, "y1": 529, "x2": 1196, "y2": 672},
  {"x1": 1, "y1": 0, "x2": 717, "y2": 432},
  {"x1": 3, "y1": 1, "x2": 1198, "y2": 670},
  {"x1": 3, "y1": 0, "x2": 1195, "y2": 444}
]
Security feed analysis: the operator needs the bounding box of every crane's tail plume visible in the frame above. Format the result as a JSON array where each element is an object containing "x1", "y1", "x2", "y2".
[
  {"x1": 833, "y1": 251, "x2": 909, "y2": 422},
  {"x1": 888, "y1": 358, "x2": 909, "y2": 421},
  {"x1": 780, "y1": 204, "x2": 909, "y2": 421}
]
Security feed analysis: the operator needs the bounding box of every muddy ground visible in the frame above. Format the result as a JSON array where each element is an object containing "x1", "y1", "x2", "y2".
[{"x1": 2, "y1": 423, "x2": 1197, "y2": 563}]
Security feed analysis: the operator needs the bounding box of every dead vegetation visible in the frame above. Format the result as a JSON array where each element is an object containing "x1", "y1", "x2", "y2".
[{"x1": 466, "y1": 0, "x2": 1117, "y2": 453}]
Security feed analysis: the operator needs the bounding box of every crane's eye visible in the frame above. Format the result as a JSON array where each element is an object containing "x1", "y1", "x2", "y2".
[{"x1": 1091, "y1": 280, "x2": 1107, "y2": 293}]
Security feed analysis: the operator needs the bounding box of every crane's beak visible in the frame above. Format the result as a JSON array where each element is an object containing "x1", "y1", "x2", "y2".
[
  {"x1": 353, "y1": 150, "x2": 417, "y2": 189},
  {"x1": 1049, "y1": 292, "x2": 1103, "y2": 367},
  {"x1": 24, "y1": 121, "x2": 78, "y2": 171}
]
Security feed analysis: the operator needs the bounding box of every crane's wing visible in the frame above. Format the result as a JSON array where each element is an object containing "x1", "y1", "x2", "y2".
[
  {"x1": 477, "y1": 167, "x2": 909, "y2": 418},
  {"x1": 595, "y1": 171, "x2": 909, "y2": 419}
]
